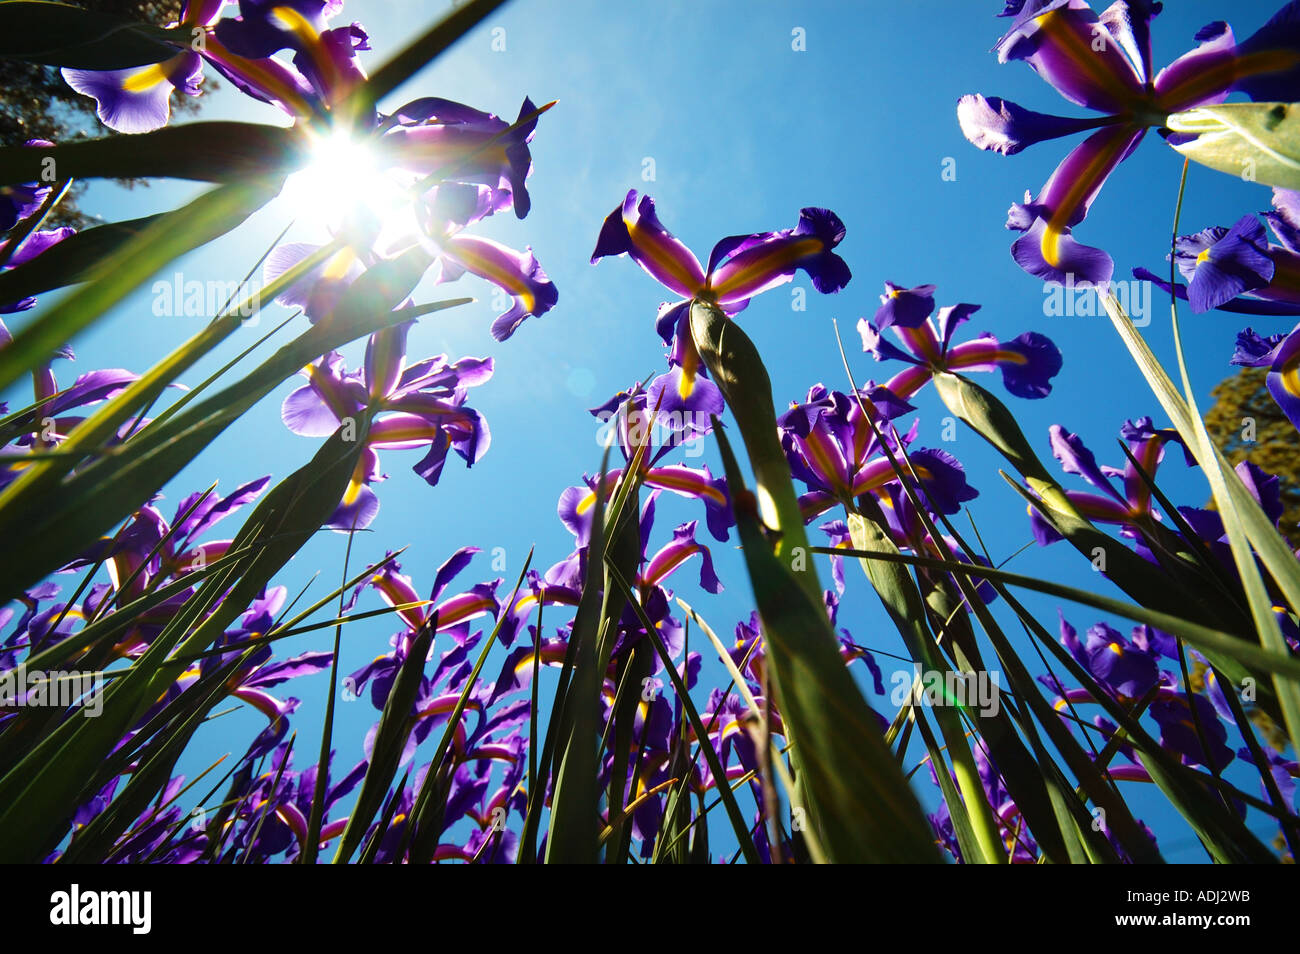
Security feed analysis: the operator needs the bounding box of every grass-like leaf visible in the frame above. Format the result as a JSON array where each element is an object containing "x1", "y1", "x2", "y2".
[
  {"x1": 332, "y1": 618, "x2": 434, "y2": 864},
  {"x1": 0, "y1": 180, "x2": 276, "y2": 393},
  {"x1": 0, "y1": 122, "x2": 302, "y2": 187}
]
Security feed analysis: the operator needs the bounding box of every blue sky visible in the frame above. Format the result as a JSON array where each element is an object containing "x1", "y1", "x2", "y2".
[{"x1": 9, "y1": 0, "x2": 1297, "y2": 860}]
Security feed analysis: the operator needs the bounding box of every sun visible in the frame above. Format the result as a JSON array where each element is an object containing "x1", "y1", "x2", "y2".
[{"x1": 280, "y1": 130, "x2": 420, "y2": 251}]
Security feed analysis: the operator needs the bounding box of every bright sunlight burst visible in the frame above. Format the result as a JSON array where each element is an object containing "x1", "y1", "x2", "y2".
[{"x1": 280, "y1": 130, "x2": 419, "y2": 249}]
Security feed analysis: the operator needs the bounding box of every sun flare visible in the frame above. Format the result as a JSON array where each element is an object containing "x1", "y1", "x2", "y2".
[{"x1": 280, "y1": 131, "x2": 420, "y2": 250}]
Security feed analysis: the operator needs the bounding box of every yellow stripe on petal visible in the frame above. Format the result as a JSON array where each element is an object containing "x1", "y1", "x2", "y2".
[
  {"x1": 1159, "y1": 50, "x2": 1300, "y2": 112},
  {"x1": 376, "y1": 422, "x2": 442, "y2": 443},
  {"x1": 677, "y1": 365, "x2": 695, "y2": 400},
  {"x1": 626, "y1": 220, "x2": 702, "y2": 294},
  {"x1": 1040, "y1": 223, "x2": 1064, "y2": 269},
  {"x1": 1033, "y1": 9, "x2": 1141, "y2": 108},
  {"x1": 341, "y1": 477, "x2": 364, "y2": 506},
  {"x1": 202, "y1": 36, "x2": 316, "y2": 119},
  {"x1": 342, "y1": 454, "x2": 370, "y2": 506},
  {"x1": 323, "y1": 247, "x2": 356, "y2": 281},
  {"x1": 649, "y1": 548, "x2": 693, "y2": 583},
  {"x1": 512, "y1": 592, "x2": 541, "y2": 613},
  {"x1": 1042, "y1": 127, "x2": 1139, "y2": 268},
  {"x1": 804, "y1": 436, "x2": 844, "y2": 494},
  {"x1": 1281, "y1": 358, "x2": 1300, "y2": 400},
  {"x1": 271, "y1": 2, "x2": 340, "y2": 96},
  {"x1": 709, "y1": 236, "x2": 821, "y2": 299},
  {"x1": 271, "y1": 5, "x2": 320, "y2": 42},
  {"x1": 452, "y1": 245, "x2": 534, "y2": 312},
  {"x1": 646, "y1": 470, "x2": 726, "y2": 505},
  {"x1": 123, "y1": 63, "x2": 170, "y2": 93}
]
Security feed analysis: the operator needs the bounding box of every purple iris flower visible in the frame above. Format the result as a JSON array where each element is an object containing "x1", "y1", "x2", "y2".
[
  {"x1": 2, "y1": 228, "x2": 77, "y2": 314},
  {"x1": 1028, "y1": 417, "x2": 1194, "y2": 546},
  {"x1": 824, "y1": 588, "x2": 887, "y2": 696},
  {"x1": 491, "y1": 492, "x2": 717, "y2": 740},
  {"x1": 590, "y1": 378, "x2": 716, "y2": 463},
  {"x1": 280, "y1": 322, "x2": 492, "y2": 529},
  {"x1": 927, "y1": 793, "x2": 965, "y2": 862},
  {"x1": 204, "y1": 0, "x2": 365, "y2": 120},
  {"x1": 491, "y1": 552, "x2": 581, "y2": 654},
  {"x1": 367, "y1": 726, "x2": 528, "y2": 863},
  {"x1": 311, "y1": 168, "x2": 557, "y2": 343},
  {"x1": 59, "y1": 2, "x2": 218, "y2": 133},
  {"x1": 778, "y1": 383, "x2": 978, "y2": 522},
  {"x1": 1151, "y1": 692, "x2": 1236, "y2": 771},
  {"x1": 265, "y1": 184, "x2": 557, "y2": 341},
  {"x1": 328, "y1": 554, "x2": 529, "y2": 864},
  {"x1": 857, "y1": 283, "x2": 1062, "y2": 400},
  {"x1": 213, "y1": 0, "x2": 343, "y2": 60},
  {"x1": 433, "y1": 232, "x2": 558, "y2": 341},
  {"x1": 1058, "y1": 617, "x2": 1163, "y2": 702},
  {"x1": 0, "y1": 313, "x2": 140, "y2": 491},
  {"x1": 558, "y1": 462, "x2": 732, "y2": 548},
  {"x1": 642, "y1": 518, "x2": 723, "y2": 596},
  {"x1": 204, "y1": 745, "x2": 363, "y2": 862},
  {"x1": 355, "y1": 609, "x2": 526, "y2": 805},
  {"x1": 592, "y1": 191, "x2": 851, "y2": 422},
  {"x1": 1037, "y1": 619, "x2": 1186, "y2": 774},
  {"x1": 383, "y1": 97, "x2": 546, "y2": 220},
  {"x1": 349, "y1": 548, "x2": 500, "y2": 710},
  {"x1": 620, "y1": 678, "x2": 760, "y2": 822},
  {"x1": 1091, "y1": 714, "x2": 1144, "y2": 768},
  {"x1": 60, "y1": 477, "x2": 269, "y2": 640},
  {"x1": 262, "y1": 242, "x2": 367, "y2": 323},
  {"x1": 1179, "y1": 457, "x2": 1293, "y2": 567},
  {"x1": 0, "y1": 584, "x2": 86, "y2": 679},
  {"x1": 89, "y1": 587, "x2": 324, "y2": 775},
  {"x1": 1231, "y1": 325, "x2": 1300, "y2": 433},
  {"x1": 4, "y1": 366, "x2": 138, "y2": 451},
  {"x1": 629, "y1": 598, "x2": 884, "y2": 860},
  {"x1": 1136, "y1": 190, "x2": 1300, "y2": 316},
  {"x1": 1240, "y1": 745, "x2": 1298, "y2": 809},
  {"x1": 63, "y1": 52, "x2": 205, "y2": 134},
  {"x1": 0, "y1": 140, "x2": 54, "y2": 231},
  {"x1": 90, "y1": 776, "x2": 208, "y2": 864},
  {"x1": 490, "y1": 626, "x2": 571, "y2": 701},
  {"x1": 727, "y1": 599, "x2": 883, "y2": 729},
  {"x1": 593, "y1": 191, "x2": 850, "y2": 306},
  {"x1": 960, "y1": 1, "x2": 1300, "y2": 284},
  {"x1": 975, "y1": 746, "x2": 1041, "y2": 863},
  {"x1": 555, "y1": 383, "x2": 733, "y2": 547},
  {"x1": 202, "y1": 26, "x2": 345, "y2": 121},
  {"x1": 827, "y1": 485, "x2": 1000, "y2": 608},
  {"x1": 405, "y1": 735, "x2": 526, "y2": 863},
  {"x1": 245, "y1": 752, "x2": 365, "y2": 862},
  {"x1": 197, "y1": 600, "x2": 334, "y2": 760},
  {"x1": 162, "y1": 476, "x2": 271, "y2": 567},
  {"x1": 62, "y1": 1, "x2": 373, "y2": 130},
  {"x1": 1173, "y1": 216, "x2": 1277, "y2": 314}
]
